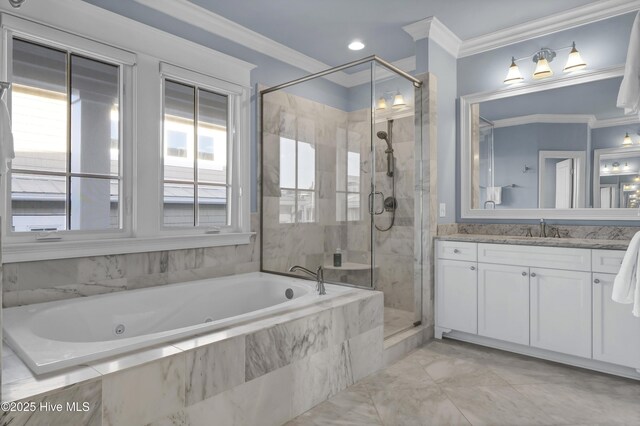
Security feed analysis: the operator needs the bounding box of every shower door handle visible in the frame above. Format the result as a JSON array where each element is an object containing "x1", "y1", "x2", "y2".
[{"x1": 368, "y1": 192, "x2": 385, "y2": 215}]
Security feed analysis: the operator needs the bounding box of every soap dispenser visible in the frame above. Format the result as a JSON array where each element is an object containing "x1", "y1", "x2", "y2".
[{"x1": 333, "y1": 248, "x2": 342, "y2": 267}]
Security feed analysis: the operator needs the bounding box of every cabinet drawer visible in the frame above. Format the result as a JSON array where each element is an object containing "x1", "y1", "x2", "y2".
[
  {"x1": 437, "y1": 241, "x2": 477, "y2": 262},
  {"x1": 478, "y1": 243, "x2": 591, "y2": 271},
  {"x1": 592, "y1": 250, "x2": 625, "y2": 274}
]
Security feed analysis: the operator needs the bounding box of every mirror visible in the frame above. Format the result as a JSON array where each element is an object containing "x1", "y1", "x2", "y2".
[{"x1": 461, "y1": 71, "x2": 640, "y2": 220}]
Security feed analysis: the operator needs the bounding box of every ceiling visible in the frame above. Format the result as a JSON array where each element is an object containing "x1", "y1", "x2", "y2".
[{"x1": 190, "y1": 0, "x2": 603, "y2": 66}]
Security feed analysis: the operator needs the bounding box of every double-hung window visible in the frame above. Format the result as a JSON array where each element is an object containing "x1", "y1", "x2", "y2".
[
  {"x1": 5, "y1": 23, "x2": 133, "y2": 240},
  {"x1": 161, "y1": 65, "x2": 246, "y2": 230},
  {"x1": 279, "y1": 136, "x2": 316, "y2": 224}
]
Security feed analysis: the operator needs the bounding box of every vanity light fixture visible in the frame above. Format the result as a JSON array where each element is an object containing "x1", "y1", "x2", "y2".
[
  {"x1": 624, "y1": 162, "x2": 631, "y2": 170},
  {"x1": 563, "y1": 42, "x2": 587, "y2": 72},
  {"x1": 348, "y1": 40, "x2": 365, "y2": 51},
  {"x1": 623, "y1": 132, "x2": 633, "y2": 146},
  {"x1": 504, "y1": 42, "x2": 587, "y2": 84},
  {"x1": 392, "y1": 91, "x2": 406, "y2": 109},
  {"x1": 634, "y1": 175, "x2": 640, "y2": 182},
  {"x1": 376, "y1": 90, "x2": 407, "y2": 111},
  {"x1": 602, "y1": 164, "x2": 609, "y2": 172},
  {"x1": 613, "y1": 162, "x2": 621, "y2": 172},
  {"x1": 503, "y1": 57, "x2": 524, "y2": 84},
  {"x1": 532, "y1": 48, "x2": 555, "y2": 80}
]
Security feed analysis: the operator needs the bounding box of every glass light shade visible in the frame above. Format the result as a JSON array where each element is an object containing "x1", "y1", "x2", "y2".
[
  {"x1": 533, "y1": 57, "x2": 553, "y2": 79},
  {"x1": 503, "y1": 58, "x2": 524, "y2": 84},
  {"x1": 376, "y1": 97, "x2": 387, "y2": 110},
  {"x1": 563, "y1": 43, "x2": 587, "y2": 72},
  {"x1": 613, "y1": 162, "x2": 620, "y2": 172},
  {"x1": 623, "y1": 132, "x2": 633, "y2": 146},
  {"x1": 392, "y1": 93, "x2": 406, "y2": 109},
  {"x1": 625, "y1": 162, "x2": 630, "y2": 170}
]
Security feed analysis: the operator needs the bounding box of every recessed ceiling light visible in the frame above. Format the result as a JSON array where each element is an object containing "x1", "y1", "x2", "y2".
[{"x1": 348, "y1": 40, "x2": 365, "y2": 51}]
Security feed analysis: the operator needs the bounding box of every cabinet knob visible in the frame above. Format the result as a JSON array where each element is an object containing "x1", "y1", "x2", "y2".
[
  {"x1": 470, "y1": 266, "x2": 476, "y2": 271},
  {"x1": 594, "y1": 279, "x2": 600, "y2": 284},
  {"x1": 522, "y1": 272, "x2": 527, "y2": 276},
  {"x1": 453, "y1": 249, "x2": 460, "y2": 254},
  {"x1": 530, "y1": 272, "x2": 537, "y2": 277}
]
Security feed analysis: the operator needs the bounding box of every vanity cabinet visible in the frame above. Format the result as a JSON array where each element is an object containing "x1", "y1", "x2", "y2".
[
  {"x1": 477, "y1": 263, "x2": 529, "y2": 345},
  {"x1": 436, "y1": 240, "x2": 639, "y2": 378},
  {"x1": 593, "y1": 272, "x2": 640, "y2": 369},
  {"x1": 436, "y1": 259, "x2": 477, "y2": 334},
  {"x1": 529, "y1": 268, "x2": 592, "y2": 358}
]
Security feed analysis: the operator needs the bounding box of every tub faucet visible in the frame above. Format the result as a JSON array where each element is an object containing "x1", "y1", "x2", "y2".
[{"x1": 288, "y1": 265, "x2": 326, "y2": 295}]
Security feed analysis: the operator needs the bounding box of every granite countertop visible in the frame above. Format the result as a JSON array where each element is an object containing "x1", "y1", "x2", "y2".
[{"x1": 436, "y1": 234, "x2": 630, "y2": 251}]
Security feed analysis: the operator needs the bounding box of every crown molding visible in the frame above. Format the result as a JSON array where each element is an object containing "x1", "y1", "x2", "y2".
[
  {"x1": 590, "y1": 115, "x2": 640, "y2": 128},
  {"x1": 458, "y1": 0, "x2": 640, "y2": 58},
  {"x1": 402, "y1": 16, "x2": 461, "y2": 58},
  {"x1": 492, "y1": 114, "x2": 596, "y2": 128}
]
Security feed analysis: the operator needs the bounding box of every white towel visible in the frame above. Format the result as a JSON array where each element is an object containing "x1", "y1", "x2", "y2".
[
  {"x1": 486, "y1": 186, "x2": 502, "y2": 205},
  {"x1": 617, "y1": 11, "x2": 640, "y2": 117},
  {"x1": 613, "y1": 230, "x2": 640, "y2": 317},
  {"x1": 0, "y1": 91, "x2": 13, "y2": 175}
]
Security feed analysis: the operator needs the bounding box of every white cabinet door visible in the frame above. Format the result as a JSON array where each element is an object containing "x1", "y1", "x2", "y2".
[
  {"x1": 478, "y1": 263, "x2": 529, "y2": 345},
  {"x1": 530, "y1": 268, "x2": 592, "y2": 358},
  {"x1": 593, "y1": 273, "x2": 640, "y2": 369},
  {"x1": 436, "y1": 259, "x2": 477, "y2": 334}
]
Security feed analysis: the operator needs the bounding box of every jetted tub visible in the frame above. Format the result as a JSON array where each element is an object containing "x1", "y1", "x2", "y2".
[{"x1": 3, "y1": 272, "x2": 351, "y2": 375}]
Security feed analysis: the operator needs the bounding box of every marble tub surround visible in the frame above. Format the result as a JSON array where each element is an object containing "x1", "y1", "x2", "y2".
[
  {"x1": 2, "y1": 213, "x2": 260, "y2": 308},
  {"x1": 2, "y1": 288, "x2": 383, "y2": 426},
  {"x1": 288, "y1": 339, "x2": 640, "y2": 426},
  {"x1": 437, "y1": 234, "x2": 631, "y2": 250}
]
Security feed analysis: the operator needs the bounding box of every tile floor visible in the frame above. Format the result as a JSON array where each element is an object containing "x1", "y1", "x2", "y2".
[
  {"x1": 286, "y1": 339, "x2": 640, "y2": 425},
  {"x1": 383, "y1": 306, "x2": 415, "y2": 339}
]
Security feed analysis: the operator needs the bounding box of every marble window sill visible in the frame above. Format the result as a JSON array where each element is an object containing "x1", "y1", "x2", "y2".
[{"x1": 3, "y1": 232, "x2": 255, "y2": 263}]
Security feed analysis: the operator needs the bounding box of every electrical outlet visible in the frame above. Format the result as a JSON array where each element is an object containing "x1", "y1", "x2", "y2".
[{"x1": 439, "y1": 203, "x2": 446, "y2": 217}]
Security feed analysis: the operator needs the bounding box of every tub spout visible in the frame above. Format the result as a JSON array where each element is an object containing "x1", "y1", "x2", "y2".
[{"x1": 288, "y1": 265, "x2": 326, "y2": 295}]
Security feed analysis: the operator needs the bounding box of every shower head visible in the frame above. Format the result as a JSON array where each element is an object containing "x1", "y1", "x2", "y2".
[{"x1": 376, "y1": 130, "x2": 393, "y2": 152}]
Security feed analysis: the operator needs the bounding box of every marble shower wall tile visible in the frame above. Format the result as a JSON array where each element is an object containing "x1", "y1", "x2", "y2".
[{"x1": 3, "y1": 213, "x2": 260, "y2": 307}]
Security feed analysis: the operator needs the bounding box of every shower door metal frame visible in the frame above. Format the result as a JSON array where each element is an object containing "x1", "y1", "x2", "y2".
[{"x1": 259, "y1": 56, "x2": 423, "y2": 292}]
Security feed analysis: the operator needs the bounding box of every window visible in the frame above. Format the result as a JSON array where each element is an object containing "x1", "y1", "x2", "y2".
[
  {"x1": 162, "y1": 79, "x2": 229, "y2": 227},
  {"x1": 279, "y1": 137, "x2": 316, "y2": 223},
  {"x1": 10, "y1": 38, "x2": 122, "y2": 233},
  {"x1": 336, "y1": 132, "x2": 362, "y2": 221}
]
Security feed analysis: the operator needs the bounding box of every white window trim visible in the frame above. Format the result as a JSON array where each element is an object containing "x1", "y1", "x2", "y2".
[
  {"x1": 158, "y1": 63, "x2": 250, "y2": 235},
  {"x1": 1, "y1": 15, "x2": 135, "y2": 245},
  {"x1": 0, "y1": 6, "x2": 255, "y2": 262}
]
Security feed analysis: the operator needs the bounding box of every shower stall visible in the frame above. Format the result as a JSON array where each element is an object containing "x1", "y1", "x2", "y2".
[{"x1": 260, "y1": 56, "x2": 426, "y2": 339}]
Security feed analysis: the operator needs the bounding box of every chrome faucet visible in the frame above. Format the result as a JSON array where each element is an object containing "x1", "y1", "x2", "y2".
[
  {"x1": 539, "y1": 219, "x2": 546, "y2": 238},
  {"x1": 288, "y1": 265, "x2": 326, "y2": 295}
]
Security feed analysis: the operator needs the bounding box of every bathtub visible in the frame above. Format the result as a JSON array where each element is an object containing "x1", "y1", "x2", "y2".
[{"x1": 3, "y1": 272, "x2": 351, "y2": 375}]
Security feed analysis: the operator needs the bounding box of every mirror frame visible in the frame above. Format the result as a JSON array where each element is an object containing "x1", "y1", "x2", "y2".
[{"x1": 458, "y1": 64, "x2": 640, "y2": 220}]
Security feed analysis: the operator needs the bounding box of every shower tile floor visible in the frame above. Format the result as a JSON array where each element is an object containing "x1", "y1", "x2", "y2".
[
  {"x1": 286, "y1": 339, "x2": 640, "y2": 426},
  {"x1": 383, "y1": 307, "x2": 415, "y2": 339}
]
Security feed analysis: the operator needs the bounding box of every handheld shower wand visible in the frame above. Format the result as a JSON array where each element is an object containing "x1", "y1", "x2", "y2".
[
  {"x1": 376, "y1": 121, "x2": 394, "y2": 177},
  {"x1": 374, "y1": 119, "x2": 396, "y2": 232}
]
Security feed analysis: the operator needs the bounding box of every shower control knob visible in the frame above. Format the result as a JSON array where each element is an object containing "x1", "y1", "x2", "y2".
[
  {"x1": 594, "y1": 279, "x2": 600, "y2": 284},
  {"x1": 470, "y1": 266, "x2": 476, "y2": 271},
  {"x1": 522, "y1": 272, "x2": 527, "y2": 276},
  {"x1": 530, "y1": 272, "x2": 537, "y2": 277},
  {"x1": 453, "y1": 249, "x2": 460, "y2": 254}
]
